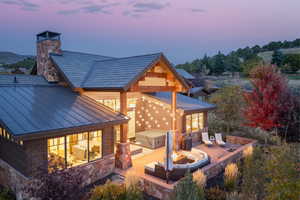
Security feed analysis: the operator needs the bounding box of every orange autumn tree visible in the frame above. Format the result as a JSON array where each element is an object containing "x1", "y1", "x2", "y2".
[{"x1": 243, "y1": 65, "x2": 293, "y2": 131}]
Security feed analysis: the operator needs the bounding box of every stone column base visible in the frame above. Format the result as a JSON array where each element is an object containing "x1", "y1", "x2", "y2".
[{"x1": 115, "y1": 142, "x2": 132, "y2": 169}]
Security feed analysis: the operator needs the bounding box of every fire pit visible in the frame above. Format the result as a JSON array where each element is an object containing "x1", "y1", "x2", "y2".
[{"x1": 144, "y1": 148, "x2": 210, "y2": 181}]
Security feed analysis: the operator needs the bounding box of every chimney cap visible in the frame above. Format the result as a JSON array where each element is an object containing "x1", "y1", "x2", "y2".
[{"x1": 37, "y1": 31, "x2": 61, "y2": 42}]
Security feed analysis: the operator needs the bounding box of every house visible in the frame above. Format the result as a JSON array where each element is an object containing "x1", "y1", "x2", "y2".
[
  {"x1": 0, "y1": 31, "x2": 215, "y2": 198},
  {"x1": 174, "y1": 68, "x2": 219, "y2": 100}
]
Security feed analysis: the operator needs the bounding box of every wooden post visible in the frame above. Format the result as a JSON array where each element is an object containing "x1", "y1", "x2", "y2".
[
  {"x1": 171, "y1": 91, "x2": 177, "y2": 150},
  {"x1": 120, "y1": 91, "x2": 128, "y2": 143}
]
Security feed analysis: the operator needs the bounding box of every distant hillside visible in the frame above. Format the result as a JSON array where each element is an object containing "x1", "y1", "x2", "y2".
[
  {"x1": 258, "y1": 47, "x2": 300, "y2": 63},
  {"x1": 0, "y1": 52, "x2": 33, "y2": 65},
  {"x1": 176, "y1": 38, "x2": 300, "y2": 75}
]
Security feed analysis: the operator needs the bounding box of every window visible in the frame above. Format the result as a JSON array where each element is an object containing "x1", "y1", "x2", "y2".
[
  {"x1": 186, "y1": 115, "x2": 192, "y2": 133},
  {"x1": 96, "y1": 98, "x2": 137, "y2": 112},
  {"x1": 47, "y1": 130, "x2": 105, "y2": 170},
  {"x1": 48, "y1": 136, "x2": 65, "y2": 170},
  {"x1": 192, "y1": 113, "x2": 199, "y2": 132},
  {"x1": 128, "y1": 98, "x2": 137, "y2": 108},
  {"x1": 186, "y1": 113, "x2": 204, "y2": 133},
  {"x1": 89, "y1": 130, "x2": 102, "y2": 161},
  {"x1": 114, "y1": 125, "x2": 120, "y2": 143},
  {"x1": 66, "y1": 133, "x2": 88, "y2": 167}
]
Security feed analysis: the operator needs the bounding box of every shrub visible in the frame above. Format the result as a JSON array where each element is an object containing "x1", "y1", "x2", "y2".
[
  {"x1": 124, "y1": 171, "x2": 143, "y2": 200},
  {"x1": 90, "y1": 174, "x2": 143, "y2": 200},
  {"x1": 242, "y1": 146, "x2": 253, "y2": 159},
  {"x1": 172, "y1": 173, "x2": 205, "y2": 200},
  {"x1": 90, "y1": 181, "x2": 126, "y2": 200},
  {"x1": 264, "y1": 144, "x2": 300, "y2": 200},
  {"x1": 24, "y1": 167, "x2": 84, "y2": 200},
  {"x1": 0, "y1": 187, "x2": 15, "y2": 200},
  {"x1": 224, "y1": 163, "x2": 239, "y2": 192},
  {"x1": 193, "y1": 170, "x2": 207, "y2": 189},
  {"x1": 226, "y1": 192, "x2": 242, "y2": 200},
  {"x1": 240, "y1": 147, "x2": 266, "y2": 200},
  {"x1": 205, "y1": 186, "x2": 226, "y2": 200}
]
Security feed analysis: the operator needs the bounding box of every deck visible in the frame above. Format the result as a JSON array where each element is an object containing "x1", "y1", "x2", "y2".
[{"x1": 115, "y1": 136, "x2": 257, "y2": 200}]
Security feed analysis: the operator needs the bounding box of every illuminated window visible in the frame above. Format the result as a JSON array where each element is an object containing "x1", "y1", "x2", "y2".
[
  {"x1": 114, "y1": 125, "x2": 120, "y2": 143},
  {"x1": 96, "y1": 98, "x2": 136, "y2": 111},
  {"x1": 186, "y1": 113, "x2": 204, "y2": 133},
  {"x1": 192, "y1": 113, "x2": 199, "y2": 132},
  {"x1": 89, "y1": 130, "x2": 102, "y2": 161},
  {"x1": 48, "y1": 136, "x2": 65, "y2": 170},
  {"x1": 198, "y1": 113, "x2": 204, "y2": 130},
  {"x1": 128, "y1": 98, "x2": 137, "y2": 108},
  {"x1": 66, "y1": 133, "x2": 88, "y2": 167},
  {"x1": 186, "y1": 115, "x2": 192, "y2": 133},
  {"x1": 116, "y1": 100, "x2": 120, "y2": 111}
]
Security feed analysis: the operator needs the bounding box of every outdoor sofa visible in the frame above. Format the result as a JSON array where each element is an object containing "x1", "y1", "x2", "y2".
[{"x1": 144, "y1": 148, "x2": 210, "y2": 181}]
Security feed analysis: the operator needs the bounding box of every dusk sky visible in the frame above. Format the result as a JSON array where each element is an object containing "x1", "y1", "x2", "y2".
[{"x1": 0, "y1": 0, "x2": 300, "y2": 64}]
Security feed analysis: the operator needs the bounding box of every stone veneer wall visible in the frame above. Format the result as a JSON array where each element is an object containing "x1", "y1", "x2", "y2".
[
  {"x1": 36, "y1": 39, "x2": 61, "y2": 82},
  {"x1": 79, "y1": 155, "x2": 115, "y2": 186},
  {"x1": 0, "y1": 159, "x2": 29, "y2": 200},
  {"x1": 0, "y1": 155, "x2": 115, "y2": 200}
]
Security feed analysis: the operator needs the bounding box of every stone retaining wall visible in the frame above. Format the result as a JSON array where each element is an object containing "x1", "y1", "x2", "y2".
[
  {"x1": 0, "y1": 159, "x2": 29, "y2": 200},
  {"x1": 0, "y1": 155, "x2": 115, "y2": 200}
]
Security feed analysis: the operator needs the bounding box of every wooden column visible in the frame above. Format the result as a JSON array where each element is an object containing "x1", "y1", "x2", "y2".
[
  {"x1": 171, "y1": 91, "x2": 177, "y2": 131},
  {"x1": 171, "y1": 91, "x2": 178, "y2": 150},
  {"x1": 120, "y1": 91, "x2": 128, "y2": 143}
]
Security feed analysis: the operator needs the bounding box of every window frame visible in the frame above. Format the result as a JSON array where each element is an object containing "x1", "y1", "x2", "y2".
[
  {"x1": 185, "y1": 112, "x2": 204, "y2": 134},
  {"x1": 47, "y1": 130, "x2": 105, "y2": 170}
]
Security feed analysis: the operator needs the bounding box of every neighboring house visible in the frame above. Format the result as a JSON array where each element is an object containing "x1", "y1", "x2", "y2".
[
  {"x1": 0, "y1": 31, "x2": 215, "y2": 197},
  {"x1": 175, "y1": 68, "x2": 195, "y2": 87},
  {"x1": 175, "y1": 68, "x2": 219, "y2": 100}
]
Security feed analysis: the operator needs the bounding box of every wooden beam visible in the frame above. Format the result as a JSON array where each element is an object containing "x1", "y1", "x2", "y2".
[
  {"x1": 130, "y1": 86, "x2": 176, "y2": 92},
  {"x1": 145, "y1": 72, "x2": 167, "y2": 78},
  {"x1": 120, "y1": 91, "x2": 128, "y2": 143}
]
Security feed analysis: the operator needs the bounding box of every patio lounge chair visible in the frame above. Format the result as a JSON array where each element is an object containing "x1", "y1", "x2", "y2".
[
  {"x1": 215, "y1": 133, "x2": 226, "y2": 146},
  {"x1": 201, "y1": 132, "x2": 213, "y2": 146}
]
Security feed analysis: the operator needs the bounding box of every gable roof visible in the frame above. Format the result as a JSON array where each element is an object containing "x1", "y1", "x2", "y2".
[
  {"x1": 0, "y1": 80, "x2": 128, "y2": 140},
  {"x1": 50, "y1": 50, "x2": 113, "y2": 88},
  {"x1": 147, "y1": 92, "x2": 216, "y2": 112},
  {"x1": 175, "y1": 68, "x2": 195, "y2": 79},
  {"x1": 51, "y1": 51, "x2": 189, "y2": 91},
  {"x1": 82, "y1": 53, "x2": 162, "y2": 89}
]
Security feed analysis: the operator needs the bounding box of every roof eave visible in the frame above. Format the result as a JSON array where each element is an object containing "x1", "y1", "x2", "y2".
[
  {"x1": 13, "y1": 118, "x2": 129, "y2": 141},
  {"x1": 183, "y1": 105, "x2": 217, "y2": 114}
]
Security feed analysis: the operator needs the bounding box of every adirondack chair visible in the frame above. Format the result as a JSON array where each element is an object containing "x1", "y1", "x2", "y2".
[
  {"x1": 215, "y1": 133, "x2": 226, "y2": 146},
  {"x1": 201, "y1": 132, "x2": 213, "y2": 146}
]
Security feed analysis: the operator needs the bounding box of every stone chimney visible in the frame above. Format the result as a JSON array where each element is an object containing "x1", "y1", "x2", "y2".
[{"x1": 36, "y1": 31, "x2": 62, "y2": 82}]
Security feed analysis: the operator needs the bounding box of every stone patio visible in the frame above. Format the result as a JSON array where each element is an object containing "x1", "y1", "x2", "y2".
[{"x1": 115, "y1": 135, "x2": 257, "y2": 200}]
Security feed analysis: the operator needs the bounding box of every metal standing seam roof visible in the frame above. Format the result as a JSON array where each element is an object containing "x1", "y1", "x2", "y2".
[
  {"x1": 50, "y1": 50, "x2": 114, "y2": 88},
  {"x1": 0, "y1": 74, "x2": 51, "y2": 86},
  {"x1": 189, "y1": 86, "x2": 204, "y2": 94},
  {"x1": 175, "y1": 68, "x2": 195, "y2": 79},
  {"x1": 51, "y1": 51, "x2": 189, "y2": 90},
  {"x1": 82, "y1": 53, "x2": 162, "y2": 89},
  {"x1": 0, "y1": 83, "x2": 128, "y2": 139},
  {"x1": 147, "y1": 92, "x2": 216, "y2": 112}
]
